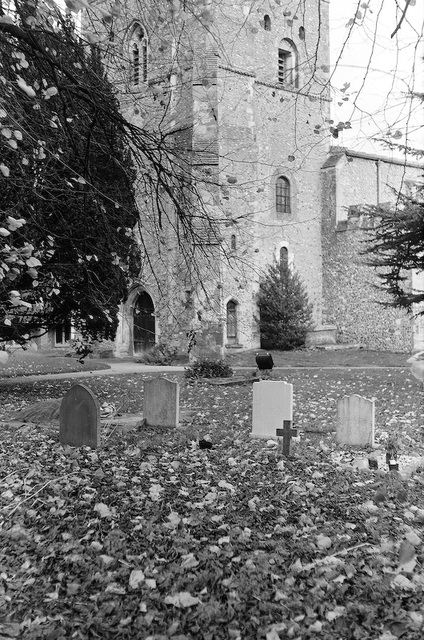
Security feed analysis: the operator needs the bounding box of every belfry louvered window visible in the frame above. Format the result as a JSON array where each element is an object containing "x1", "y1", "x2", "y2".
[
  {"x1": 130, "y1": 25, "x2": 148, "y2": 86},
  {"x1": 278, "y1": 39, "x2": 298, "y2": 87}
]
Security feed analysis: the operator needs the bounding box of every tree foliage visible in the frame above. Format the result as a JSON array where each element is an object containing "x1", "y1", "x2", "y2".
[
  {"x1": 258, "y1": 260, "x2": 314, "y2": 350},
  {"x1": 364, "y1": 185, "x2": 424, "y2": 311},
  {"x1": 0, "y1": 9, "x2": 142, "y2": 347}
]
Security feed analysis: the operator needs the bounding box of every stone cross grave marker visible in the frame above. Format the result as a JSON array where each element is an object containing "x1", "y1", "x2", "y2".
[
  {"x1": 252, "y1": 380, "x2": 295, "y2": 453},
  {"x1": 143, "y1": 377, "x2": 179, "y2": 428},
  {"x1": 276, "y1": 419, "x2": 298, "y2": 457},
  {"x1": 337, "y1": 394, "x2": 375, "y2": 447},
  {"x1": 59, "y1": 384, "x2": 101, "y2": 449}
]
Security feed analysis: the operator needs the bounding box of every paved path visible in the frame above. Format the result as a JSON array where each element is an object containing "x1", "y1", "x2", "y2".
[
  {"x1": 0, "y1": 361, "x2": 186, "y2": 385},
  {"x1": 0, "y1": 360, "x2": 407, "y2": 385}
]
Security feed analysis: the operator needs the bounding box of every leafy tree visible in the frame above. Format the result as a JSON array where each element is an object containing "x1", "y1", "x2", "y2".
[
  {"x1": 258, "y1": 260, "x2": 314, "y2": 350},
  {"x1": 0, "y1": 11, "x2": 141, "y2": 349},
  {"x1": 364, "y1": 184, "x2": 424, "y2": 311}
]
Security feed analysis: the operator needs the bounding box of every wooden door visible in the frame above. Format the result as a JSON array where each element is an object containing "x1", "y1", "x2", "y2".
[{"x1": 133, "y1": 292, "x2": 155, "y2": 354}]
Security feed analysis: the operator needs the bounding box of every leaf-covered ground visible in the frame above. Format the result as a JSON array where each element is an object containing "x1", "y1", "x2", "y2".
[{"x1": 1, "y1": 365, "x2": 424, "y2": 639}]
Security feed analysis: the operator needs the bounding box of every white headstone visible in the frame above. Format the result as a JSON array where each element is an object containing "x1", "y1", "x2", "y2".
[
  {"x1": 143, "y1": 377, "x2": 179, "y2": 428},
  {"x1": 337, "y1": 394, "x2": 375, "y2": 446},
  {"x1": 251, "y1": 380, "x2": 293, "y2": 439}
]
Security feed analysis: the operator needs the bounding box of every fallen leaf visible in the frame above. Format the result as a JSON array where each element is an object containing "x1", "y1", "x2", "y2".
[
  {"x1": 326, "y1": 605, "x2": 346, "y2": 621},
  {"x1": 129, "y1": 569, "x2": 145, "y2": 589},
  {"x1": 398, "y1": 540, "x2": 416, "y2": 572},
  {"x1": 181, "y1": 553, "x2": 199, "y2": 569},
  {"x1": 218, "y1": 480, "x2": 235, "y2": 492},
  {"x1": 0, "y1": 622, "x2": 20, "y2": 637},
  {"x1": 391, "y1": 574, "x2": 416, "y2": 590},
  {"x1": 164, "y1": 591, "x2": 201, "y2": 608},
  {"x1": 316, "y1": 534, "x2": 332, "y2": 550},
  {"x1": 93, "y1": 502, "x2": 112, "y2": 518},
  {"x1": 105, "y1": 582, "x2": 126, "y2": 595}
]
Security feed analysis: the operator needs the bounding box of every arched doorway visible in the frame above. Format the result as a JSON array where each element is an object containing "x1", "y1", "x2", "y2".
[{"x1": 133, "y1": 291, "x2": 155, "y2": 354}]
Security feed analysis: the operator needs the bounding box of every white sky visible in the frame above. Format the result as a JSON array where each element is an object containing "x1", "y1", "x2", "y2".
[{"x1": 329, "y1": 0, "x2": 424, "y2": 159}]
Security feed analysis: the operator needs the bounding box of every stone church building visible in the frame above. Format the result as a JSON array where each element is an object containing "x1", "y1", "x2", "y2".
[{"x1": 43, "y1": 0, "x2": 424, "y2": 356}]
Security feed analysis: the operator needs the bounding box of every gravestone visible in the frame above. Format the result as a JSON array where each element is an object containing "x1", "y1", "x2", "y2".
[
  {"x1": 59, "y1": 384, "x2": 101, "y2": 448},
  {"x1": 252, "y1": 380, "x2": 294, "y2": 443},
  {"x1": 337, "y1": 394, "x2": 375, "y2": 446},
  {"x1": 276, "y1": 420, "x2": 298, "y2": 457},
  {"x1": 143, "y1": 377, "x2": 179, "y2": 428}
]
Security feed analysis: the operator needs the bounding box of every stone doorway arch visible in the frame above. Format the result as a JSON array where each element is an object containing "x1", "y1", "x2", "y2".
[{"x1": 133, "y1": 291, "x2": 155, "y2": 354}]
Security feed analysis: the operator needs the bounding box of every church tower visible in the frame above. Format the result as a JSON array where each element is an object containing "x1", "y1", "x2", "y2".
[{"x1": 111, "y1": 0, "x2": 331, "y2": 357}]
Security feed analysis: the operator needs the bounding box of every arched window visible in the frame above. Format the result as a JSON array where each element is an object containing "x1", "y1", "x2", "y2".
[
  {"x1": 276, "y1": 176, "x2": 291, "y2": 214},
  {"x1": 130, "y1": 25, "x2": 148, "y2": 86},
  {"x1": 278, "y1": 39, "x2": 298, "y2": 87},
  {"x1": 226, "y1": 300, "x2": 238, "y2": 344},
  {"x1": 230, "y1": 234, "x2": 237, "y2": 250},
  {"x1": 264, "y1": 15, "x2": 271, "y2": 31},
  {"x1": 280, "y1": 246, "x2": 289, "y2": 268}
]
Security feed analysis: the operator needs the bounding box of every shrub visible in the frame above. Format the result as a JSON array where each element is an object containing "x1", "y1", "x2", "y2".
[
  {"x1": 136, "y1": 343, "x2": 180, "y2": 365},
  {"x1": 258, "y1": 260, "x2": 314, "y2": 350},
  {"x1": 184, "y1": 357, "x2": 233, "y2": 379}
]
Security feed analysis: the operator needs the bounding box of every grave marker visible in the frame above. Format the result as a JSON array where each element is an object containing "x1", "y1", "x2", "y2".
[
  {"x1": 276, "y1": 420, "x2": 298, "y2": 457},
  {"x1": 337, "y1": 394, "x2": 375, "y2": 446},
  {"x1": 59, "y1": 384, "x2": 101, "y2": 448},
  {"x1": 143, "y1": 377, "x2": 179, "y2": 428},
  {"x1": 252, "y1": 380, "x2": 293, "y2": 441}
]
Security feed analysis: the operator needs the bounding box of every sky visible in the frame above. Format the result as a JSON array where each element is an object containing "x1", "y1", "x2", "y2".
[{"x1": 329, "y1": 0, "x2": 424, "y2": 159}]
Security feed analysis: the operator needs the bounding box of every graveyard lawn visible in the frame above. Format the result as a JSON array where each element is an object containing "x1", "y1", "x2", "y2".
[
  {"x1": 1, "y1": 368, "x2": 424, "y2": 640},
  {"x1": 0, "y1": 352, "x2": 110, "y2": 378}
]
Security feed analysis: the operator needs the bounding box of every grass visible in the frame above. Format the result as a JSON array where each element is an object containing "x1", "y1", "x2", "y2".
[
  {"x1": 227, "y1": 347, "x2": 409, "y2": 368},
  {"x1": 0, "y1": 347, "x2": 410, "y2": 381},
  {"x1": 0, "y1": 349, "x2": 110, "y2": 378}
]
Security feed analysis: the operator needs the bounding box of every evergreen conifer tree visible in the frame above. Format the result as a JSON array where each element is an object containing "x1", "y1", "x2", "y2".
[
  {"x1": 258, "y1": 260, "x2": 314, "y2": 350},
  {"x1": 364, "y1": 184, "x2": 424, "y2": 311}
]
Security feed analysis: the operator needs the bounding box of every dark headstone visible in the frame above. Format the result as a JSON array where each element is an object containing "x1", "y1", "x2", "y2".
[
  {"x1": 59, "y1": 384, "x2": 100, "y2": 448},
  {"x1": 276, "y1": 420, "x2": 298, "y2": 457},
  {"x1": 143, "y1": 378, "x2": 179, "y2": 428}
]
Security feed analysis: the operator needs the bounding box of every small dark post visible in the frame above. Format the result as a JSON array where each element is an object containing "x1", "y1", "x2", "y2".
[{"x1": 276, "y1": 420, "x2": 298, "y2": 456}]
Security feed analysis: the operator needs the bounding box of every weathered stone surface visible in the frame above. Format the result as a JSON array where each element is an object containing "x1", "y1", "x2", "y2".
[
  {"x1": 305, "y1": 325, "x2": 337, "y2": 347},
  {"x1": 59, "y1": 384, "x2": 100, "y2": 448},
  {"x1": 143, "y1": 378, "x2": 179, "y2": 428},
  {"x1": 337, "y1": 394, "x2": 375, "y2": 446}
]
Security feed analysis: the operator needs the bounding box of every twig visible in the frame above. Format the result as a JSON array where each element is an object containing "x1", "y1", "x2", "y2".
[
  {"x1": 0, "y1": 470, "x2": 19, "y2": 483},
  {"x1": 301, "y1": 542, "x2": 377, "y2": 571},
  {"x1": 391, "y1": 0, "x2": 412, "y2": 38},
  {"x1": 4, "y1": 473, "x2": 79, "y2": 516},
  {"x1": 103, "y1": 423, "x2": 119, "y2": 441}
]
